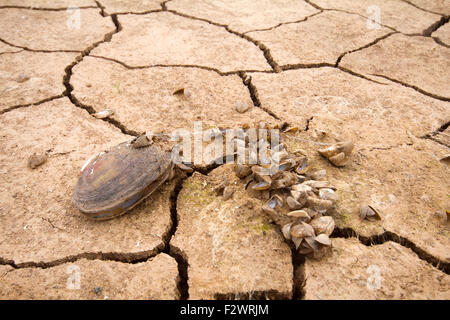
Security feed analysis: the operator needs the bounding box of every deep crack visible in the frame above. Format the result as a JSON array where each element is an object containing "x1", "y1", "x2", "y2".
[
  {"x1": 331, "y1": 227, "x2": 449, "y2": 274},
  {"x1": 238, "y1": 72, "x2": 282, "y2": 120},
  {"x1": 422, "y1": 15, "x2": 449, "y2": 37},
  {"x1": 0, "y1": 248, "x2": 163, "y2": 270},
  {"x1": 94, "y1": 0, "x2": 106, "y2": 17},
  {"x1": 62, "y1": 14, "x2": 141, "y2": 137},
  {"x1": 166, "y1": 245, "x2": 189, "y2": 300},
  {"x1": 292, "y1": 250, "x2": 306, "y2": 300}
]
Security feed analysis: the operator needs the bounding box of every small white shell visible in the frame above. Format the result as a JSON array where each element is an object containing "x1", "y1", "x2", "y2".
[
  {"x1": 286, "y1": 210, "x2": 311, "y2": 222},
  {"x1": 93, "y1": 109, "x2": 114, "y2": 119},
  {"x1": 236, "y1": 101, "x2": 249, "y2": 113},
  {"x1": 303, "y1": 180, "x2": 332, "y2": 189},
  {"x1": 315, "y1": 233, "x2": 331, "y2": 246},
  {"x1": 282, "y1": 223, "x2": 292, "y2": 240},
  {"x1": 291, "y1": 184, "x2": 313, "y2": 193}
]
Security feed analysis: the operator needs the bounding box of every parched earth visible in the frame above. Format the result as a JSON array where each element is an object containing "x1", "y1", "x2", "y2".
[{"x1": 0, "y1": 0, "x2": 449, "y2": 300}]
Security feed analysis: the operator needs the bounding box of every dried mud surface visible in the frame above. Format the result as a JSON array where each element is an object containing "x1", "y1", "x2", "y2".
[{"x1": 0, "y1": 0, "x2": 448, "y2": 299}]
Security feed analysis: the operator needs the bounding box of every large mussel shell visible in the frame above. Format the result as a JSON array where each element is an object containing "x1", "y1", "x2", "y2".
[{"x1": 73, "y1": 141, "x2": 173, "y2": 220}]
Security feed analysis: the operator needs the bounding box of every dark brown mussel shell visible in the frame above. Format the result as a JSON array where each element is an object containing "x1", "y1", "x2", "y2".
[{"x1": 73, "y1": 141, "x2": 173, "y2": 220}]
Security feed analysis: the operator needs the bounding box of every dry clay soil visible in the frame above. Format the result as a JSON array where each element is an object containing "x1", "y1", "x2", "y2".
[{"x1": 0, "y1": 0, "x2": 449, "y2": 300}]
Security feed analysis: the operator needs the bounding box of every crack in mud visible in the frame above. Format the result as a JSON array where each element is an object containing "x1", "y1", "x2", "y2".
[
  {"x1": 335, "y1": 32, "x2": 398, "y2": 67},
  {"x1": 0, "y1": 37, "x2": 82, "y2": 53},
  {"x1": 243, "y1": 11, "x2": 323, "y2": 34},
  {"x1": 432, "y1": 36, "x2": 450, "y2": 48},
  {"x1": 331, "y1": 227, "x2": 449, "y2": 274},
  {"x1": 0, "y1": 95, "x2": 64, "y2": 115},
  {"x1": 94, "y1": 0, "x2": 106, "y2": 17},
  {"x1": 420, "y1": 121, "x2": 450, "y2": 148},
  {"x1": 238, "y1": 72, "x2": 282, "y2": 120},
  {"x1": 166, "y1": 245, "x2": 189, "y2": 300},
  {"x1": 161, "y1": 0, "x2": 171, "y2": 11},
  {"x1": 400, "y1": 0, "x2": 447, "y2": 16},
  {"x1": 89, "y1": 54, "x2": 269, "y2": 76},
  {"x1": 280, "y1": 63, "x2": 388, "y2": 86},
  {"x1": 306, "y1": 0, "x2": 449, "y2": 36},
  {"x1": 0, "y1": 49, "x2": 23, "y2": 56},
  {"x1": 369, "y1": 73, "x2": 450, "y2": 102},
  {"x1": 422, "y1": 15, "x2": 449, "y2": 36},
  {"x1": 291, "y1": 250, "x2": 306, "y2": 300},
  {"x1": 0, "y1": 6, "x2": 97, "y2": 11},
  {"x1": 160, "y1": 176, "x2": 189, "y2": 300},
  {"x1": 303, "y1": 1, "x2": 401, "y2": 33},
  {"x1": 0, "y1": 247, "x2": 163, "y2": 270},
  {"x1": 62, "y1": 14, "x2": 142, "y2": 137},
  {"x1": 214, "y1": 290, "x2": 290, "y2": 300},
  {"x1": 304, "y1": 116, "x2": 313, "y2": 131},
  {"x1": 336, "y1": 66, "x2": 388, "y2": 85},
  {"x1": 303, "y1": 0, "x2": 323, "y2": 11},
  {"x1": 281, "y1": 62, "x2": 334, "y2": 71},
  {"x1": 96, "y1": 0, "x2": 164, "y2": 16},
  {"x1": 41, "y1": 217, "x2": 65, "y2": 232},
  {"x1": 165, "y1": 9, "x2": 281, "y2": 72}
]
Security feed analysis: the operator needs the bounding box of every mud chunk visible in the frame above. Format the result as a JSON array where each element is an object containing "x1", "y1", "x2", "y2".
[
  {"x1": 28, "y1": 153, "x2": 47, "y2": 169},
  {"x1": 236, "y1": 101, "x2": 250, "y2": 113},
  {"x1": 15, "y1": 74, "x2": 30, "y2": 83}
]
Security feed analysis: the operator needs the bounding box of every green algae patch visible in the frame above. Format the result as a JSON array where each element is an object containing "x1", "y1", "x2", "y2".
[{"x1": 180, "y1": 177, "x2": 218, "y2": 207}]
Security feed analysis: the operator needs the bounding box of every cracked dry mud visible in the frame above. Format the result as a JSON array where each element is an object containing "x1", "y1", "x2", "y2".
[{"x1": 0, "y1": 0, "x2": 449, "y2": 300}]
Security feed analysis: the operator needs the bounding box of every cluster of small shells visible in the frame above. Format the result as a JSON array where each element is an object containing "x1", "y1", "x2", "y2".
[{"x1": 230, "y1": 123, "x2": 338, "y2": 259}]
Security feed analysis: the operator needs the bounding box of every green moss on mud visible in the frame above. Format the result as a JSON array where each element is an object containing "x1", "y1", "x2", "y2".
[{"x1": 180, "y1": 178, "x2": 217, "y2": 206}]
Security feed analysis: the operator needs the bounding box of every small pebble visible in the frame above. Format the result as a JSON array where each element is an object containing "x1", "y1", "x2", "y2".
[
  {"x1": 435, "y1": 210, "x2": 448, "y2": 224},
  {"x1": 94, "y1": 287, "x2": 103, "y2": 295},
  {"x1": 15, "y1": 74, "x2": 30, "y2": 83},
  {"x1": 28, "y1": 153, "x2": 47, "y2": 169},
  {"x1": 223, "y1": 187, "x2": 234, "y2": 200},
  {"x1": 236, "y1": 101, "x2": 249, "y2": 113}
]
